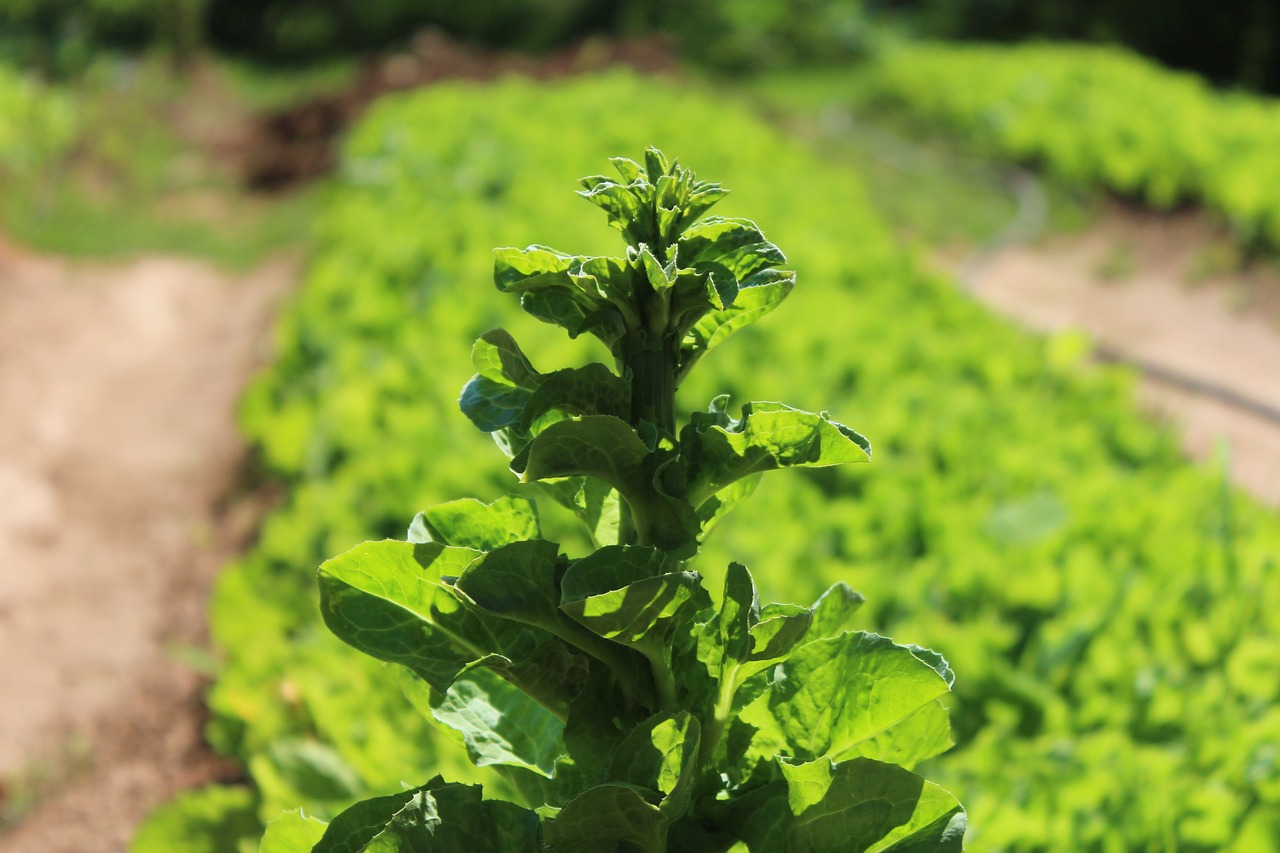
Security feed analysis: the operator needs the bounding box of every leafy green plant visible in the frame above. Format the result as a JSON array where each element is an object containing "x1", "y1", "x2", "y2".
[{"x1": 263, "y1": 148, "x2": 965, "y2": 852}]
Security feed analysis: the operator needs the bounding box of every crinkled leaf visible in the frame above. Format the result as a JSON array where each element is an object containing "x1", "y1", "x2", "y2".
[
  {"x1": 429, "y1": 667, "x2": 566, "y2": 777},
  {"x1": 516, "y1": 416, "x2": 700, "y2": 556},
  {"x1": 543, "y1": 783, "x2": 667, "y2": 853},
  {"x1": 607, "y1": 712, "x2": 701, "y2": 818},
  {"x1": 679, "y1": 269, "x2": 794, "y2": 378},
  {"x1": 313, "y1": 778, "x2": 540, "y2": 853},
  {"x1": 739, "y1": 632, "x2": 953, "y2": 765},
  {"x1": 683, "y1": 400, "x2": 871, "y2": 506},
  {"x1": 319, "y1": 540, "x2": 542, "y2": 693},
  {"x1": 734, "y1": 758, "x2": 965, "y2": 853},
  {"x1": 410, "y1": 495, "x2": 540, "y2": 551},
  {"x1": 260, "y1": 810, "x2": 328, "y2": 853},
  {"x1": 519, "y1": 365, "x2": 631, "y2": 434},
  {"x1": 905, "y1": 644, "x2": 956, "y2": 690},
  {"x1": 677, "y1": 217, "x2": 786, "y2": 280}
]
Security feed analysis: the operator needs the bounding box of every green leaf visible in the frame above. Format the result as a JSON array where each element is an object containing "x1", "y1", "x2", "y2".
[
  {"x1": 683, "y1": 400, "x2": 871, "y2": 506},
  {"x1": 559, "y1": 545, "x2": 700, "y2": 653},
  {"x1": 430, "y1": 667, "x2": 567, "y2": 777},
  {"x1": 519, "y1": 365, "x2": 631, "y2": 434},
  {"x1": 734, "y1": 758, "x2": 965, "y2": 852},
  {"x1": 516, "y1": 416, "x2": 700, "y2": 556},
  {"x1": 677, "y1": 217, "x2": 786, "y2": 281},
  {"x1": 846, "y1": 699, "x2": 955, "y2": 770},
  {"x1": 319, "y1": 540, "x2": 543, "y2": 693},
  {"x1": 472, "y1": 328, "x2": 542, "y2": 388},
  {"x1": 494, "y1": 247, "x2": 634, "y2": 346},
  {"x1": 460, "y1": 374, "x2": 535, "y2": 433},
  {"x1": 607, "y1": 712, "x2": 701, "y2": 818},
  {"x1": 805, "y1": 583, "x2": 866, "y2": 644},
  {"x1": 739, "y1": 632, "x2": 953, "y2": 766},
  {"x1": 313, "y1": 778, "x2": 540, "y2": 853},
  {"x1": 454, "y1": 539, "x2": 563, "y2": 628},
  {"x1": 461, "y1": 330, "x2": 544, "y2": 434},
  {"x1": 410, "y1": 495, "x2": 540, "y2": 550},
  {"x1": 543, "y1": 783, "x2": 668, "y2": 853},
  {"x1": 679, "y1": 269, "x2": 794, "y2": 377},
  {"x1": 259, "y1": 810, "x2": 328, "y2": 853},
  {"x1": 696, "y1": 473, "x2": 760, "y2": 539},
  {"x1": 535, "y1": 476, "x2": 623, "y2": 548}
]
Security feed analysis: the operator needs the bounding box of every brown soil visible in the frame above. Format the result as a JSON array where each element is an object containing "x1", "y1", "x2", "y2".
[
  {"x1": 965, "y1": 203, "x2": 1280, "y2": 505},
  {"x1": 0, "y1": 236, "x2": 297, "y2": 852},
  {"x1": 243, "y1": 29, "x2": 680, "y2": 190}
]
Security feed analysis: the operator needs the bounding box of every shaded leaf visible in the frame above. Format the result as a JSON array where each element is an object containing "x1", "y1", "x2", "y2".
[
  {"x1": 430, "y1": 667, "x2": 566, "y2": 777},
  {"x1": 517, "y1": 416, "x2": 700, "y2": 556},
  {"x1": 607, "y1": 712, "x2": 701, "y2": 818},
  {"x1": 313, "y1": 778, "x2": 540, "y2": 853},
  {"x1": 543, "y1": 783, "x2": 667, "y2": 853}
]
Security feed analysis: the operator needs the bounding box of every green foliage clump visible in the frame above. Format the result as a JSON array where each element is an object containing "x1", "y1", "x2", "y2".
[
  {"x1": 864, "y1": 41, "x2": 1280, "y2": 250},
  {"x1": 153, "y1": 71, "x2": 1280, "y2": 852}
]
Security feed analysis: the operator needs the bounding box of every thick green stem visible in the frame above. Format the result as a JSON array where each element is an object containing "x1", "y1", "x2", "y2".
[{"x1": 627, "y1": 343, "x2": 678, "y2": 440}]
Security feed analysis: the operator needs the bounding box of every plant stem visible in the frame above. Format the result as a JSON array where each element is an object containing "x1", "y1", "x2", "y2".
[{"x1": 627, "y1": 343, "x2": 678, "y2": 440}]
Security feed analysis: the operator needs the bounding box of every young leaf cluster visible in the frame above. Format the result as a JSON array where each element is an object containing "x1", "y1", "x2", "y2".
[{"x1": 291, "y1": 150, "x2": 964, "y2": 852}]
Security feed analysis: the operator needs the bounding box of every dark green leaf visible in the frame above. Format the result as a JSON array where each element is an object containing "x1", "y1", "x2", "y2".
[
  {"x1": 517, "y1": 416, "x2": 700, "y2": 556},
  {"x1": 607, "y1": 712, "x2": 701, "y2": 818},
  {"x1": 519, "y1": 365, "x2": 631, "y2": 434},
  {"x1": 313, "y1": 778, "x2": 540, "y2": 853},
  {"x1": 560, "y1": 545, "x2": 700, "y2": 653},
  {"x1": 543, "y1": 783, "x2": 667, "y2": 853}
]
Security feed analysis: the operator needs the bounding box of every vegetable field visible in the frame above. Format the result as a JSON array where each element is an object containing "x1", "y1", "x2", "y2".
[
  {"x1": 121, "y1": 70, "x2": 1280, "y2": 851},
  {"x1": 865, "y1": 42, "x2": 1280, "y2": 250}
]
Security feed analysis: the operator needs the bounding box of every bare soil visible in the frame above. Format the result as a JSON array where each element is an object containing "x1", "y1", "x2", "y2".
[
  {"x1": 0, "y1": 236, "x2": 296, "y2": 852},
  {"x1": 965, "y1": 203, "x2": 1280, "y2": 505}
]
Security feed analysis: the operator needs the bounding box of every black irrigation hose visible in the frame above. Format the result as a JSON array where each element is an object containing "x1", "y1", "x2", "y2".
[{"x1": 960, "y1": 168, "x2": 1280, "y2": 428}]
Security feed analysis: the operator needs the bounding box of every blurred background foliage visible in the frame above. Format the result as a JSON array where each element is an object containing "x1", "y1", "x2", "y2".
[{"x1": 4, "y1": 0, "x2": 1280, "y2": 92}]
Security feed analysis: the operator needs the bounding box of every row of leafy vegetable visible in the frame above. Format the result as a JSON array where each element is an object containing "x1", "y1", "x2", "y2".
[
  {"x1": 134, "y1": 71, "x2": 1280, "y2": 851},
  {"x1": 863, "y1": 41, "x2": 1280, "y2": 251}
]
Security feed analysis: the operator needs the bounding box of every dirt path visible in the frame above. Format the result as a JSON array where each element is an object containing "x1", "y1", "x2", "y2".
[
  {"x1": 0, "y1": 238, "x2": 296, "y2": 852},
  {"x1": 964, "y1": 204, "x2": 1280, "y2": 505}
]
